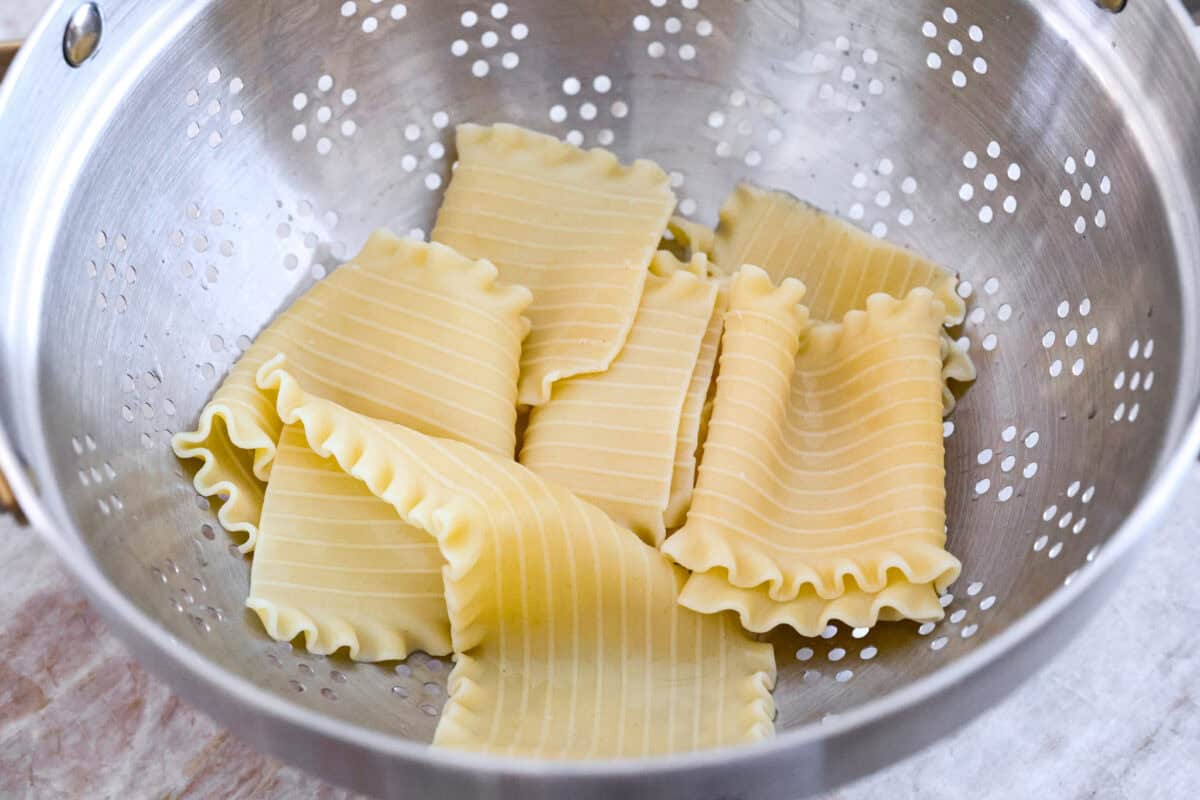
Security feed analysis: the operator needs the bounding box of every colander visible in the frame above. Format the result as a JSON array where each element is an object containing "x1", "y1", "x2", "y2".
[{"x1": 3, "y1": 0, "x2": 1200, "y2": 797}]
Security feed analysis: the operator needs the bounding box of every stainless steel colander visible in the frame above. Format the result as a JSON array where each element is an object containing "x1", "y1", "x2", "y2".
[{"x1": 3, "y1": 0, "x2": 1200, "y2": 797}]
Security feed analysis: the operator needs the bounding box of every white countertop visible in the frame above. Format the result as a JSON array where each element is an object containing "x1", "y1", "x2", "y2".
[{"x1": 2, "y1": 2, "x2": 1197, "y2": 797}]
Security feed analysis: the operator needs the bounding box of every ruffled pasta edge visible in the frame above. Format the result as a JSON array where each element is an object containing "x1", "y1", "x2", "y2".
[
  {"x1": 171, "y1": 397, "x2": 277, "y2": 552},
  {"x1": 358, "y1": 229, "x2": 535, "y2": 338},
  {"x1": 678, "y1": 567, "x2": 946, "y2": 636},
  {"x1": 728, "y1": 264, "x2": 808, "y2": 329},
  {"x1": 940, "y1": 331, "x2": 977, "y2": 415},
  {"x1": 663, "y1": 519, "x2": 961, "y2": 602},
  {"x1": 801, "y1": 288, "x2": 947, "y2": 355},
  {"x1": 648, "y1": 250, "x2": 722, "y2": 307},
  {"x1": 456, "y1": 123, "x2": 675, "y2": 197},
  {"x1": 717, "y1": 183, "x2": 966, "y2": 325},
  {"x1": 245, "y1": 597, "x2": 453, "y2": 662},
  {"x1": 735, "y1": 619, "x2": 778, "y2": 744}
]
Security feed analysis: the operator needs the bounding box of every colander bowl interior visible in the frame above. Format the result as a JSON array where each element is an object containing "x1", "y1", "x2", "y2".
[{"x1": 2, "y1": 0, "x2": 1200, "y2": 797}]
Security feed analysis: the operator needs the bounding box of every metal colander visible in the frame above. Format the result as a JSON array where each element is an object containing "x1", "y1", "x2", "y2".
[{"x1": 3, "y1": 0, "x2": 1200, "y2": 797}]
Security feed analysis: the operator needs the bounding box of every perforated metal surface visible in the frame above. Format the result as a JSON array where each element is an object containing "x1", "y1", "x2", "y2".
[{"x1": 2, "y1": 1, "x2": 1200, "y2": 798}]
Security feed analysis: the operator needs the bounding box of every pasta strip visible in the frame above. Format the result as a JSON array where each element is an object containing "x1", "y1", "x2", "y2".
[
  {"x1": 434, "y1": 124, "x2": 676, "y2": 405},
  {"x1": 260, "y1": 359, "x2": 777, "y2": 758},
  {"x1": 521, "y1": 252, "x2": 718, "y2": 545},
  {"x1": 662, "y1": 267, "x2": 961, "y2": 634},
  {"x1": 666, "y1": 280, "x2": 729, "y2": 531},
  {"x1": 172, "y1": 231, "x2": 530, "y2": 551},
  {"x1": 714, "y1": 183, "x2": 974, "y2": 412},
  {"x1": 714, "y1": 183, "x2": 965, "y2": 324},
  {"x1": 662, "y1": 215, "x2": 717, "y2": 262},
  {"x1": 247, "y1": 424, "x2": 451, "y2": 659},
  {"x1": 678, "y1": 568, "x2": 944, "y2": 637}
]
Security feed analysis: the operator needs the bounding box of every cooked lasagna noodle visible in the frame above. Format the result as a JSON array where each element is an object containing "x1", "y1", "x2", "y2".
[
  {"x1": 262, "y1": 362, "x2": 777, "y2": 758},
  {"x1": 433, "y1": 123, "x2": 677, "y2": 406},
  {"x1": 940, "y1": 330, "x2": 977, "y2": 412},
  {"x1": 662, "y1": 215, "x2": 717, "y2": 261},
  {"x1": 662, "y1": 267, "x2": 962, "y2": 635},
  {"x1": 714, "y1": 183, "x2": 965, "y2": 324},
  {"x1": 172, "y1": 231, "x2": 530, "y2": 551},
  {"x1": 666, "y1": 280, "x2": 729, "y2": 531},
  {"x1": 247, "y1": 424, "x2": 452, "y2": 659},
  {"x1": 713, "y1": 183, "x2": 974, "y2": 410},
  {"x1": 520, "y1": 251, "x2": 719, "y2": 545}
]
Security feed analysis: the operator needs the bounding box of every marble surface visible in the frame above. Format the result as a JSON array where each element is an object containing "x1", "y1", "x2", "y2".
[{"x1": 2, "y1": 3, "x2": 1199, "y2": 798}]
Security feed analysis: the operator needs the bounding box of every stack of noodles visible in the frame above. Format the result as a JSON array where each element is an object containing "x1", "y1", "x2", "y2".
[{"x1": 174, "y1": 124, "x2": 974, "y2": 758}]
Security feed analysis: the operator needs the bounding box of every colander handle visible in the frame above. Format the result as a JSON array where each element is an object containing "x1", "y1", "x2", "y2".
[
  {"x1": 0, "y1": 472, "x2": 15, "y2": 511},
  {"x1": 1102, "y1": 0, "x2": 1200, "y2": 18},
  {"x1": 0, "y1": 39, "x2": 16, "y2": 75},
  {"x1": 0, "y1": 39, "x2": 23, "y2": 523}
]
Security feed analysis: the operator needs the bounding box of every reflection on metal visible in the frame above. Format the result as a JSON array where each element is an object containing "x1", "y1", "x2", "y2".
[{"x1": 63, "y1": 3, "x2": 102, "y2": 68}]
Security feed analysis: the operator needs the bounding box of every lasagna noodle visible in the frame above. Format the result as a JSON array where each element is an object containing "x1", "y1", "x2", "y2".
[
  {"x1": 520, "y1": 251, "x2": 719, "y2": 546},
  {"x1": 172, "y1": 231, "x2": 531, "y2": 550},
  {"x1": 662, "y1": 215, "x2": 717, "y2": 261},
  {"x1": 261, "y1": 359, "x2": 777, "y2": 758},
  {"x1": 247, "y1": 423, "x2": 451, "y2": 659},
  {"x1": 665, "y1": 281, "x2": 729, "y2": 531},
  {"x1": 713, "y1": 183, "x2": 966, "y2": 325},
  {"x1": 941, "y1": 331, "x2": 977, "y2": 413},
  {"x1": 714, "y1": 183, "x2": 972, "y2": 414},
  {"x1": 433, "y1": 123, "x2": 677, "y2": 406},
  {"x1": 662, "y1": 267, "x2": 961, "y2": 633},
  {"x1": 678, "y1": 568, "x2": 944, "y2": 637}
]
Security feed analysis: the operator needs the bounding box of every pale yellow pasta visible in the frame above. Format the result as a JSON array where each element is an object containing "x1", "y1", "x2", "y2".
[
  {"x1": 172, "y1": 231, "x2": 530, "y2": 551},
  {"x1": 247, "y1": 424, "x2": 451, "y2": 660},
  {"x1": 665, "y1": 281, "x2": 729, "y2": 531},
  {"x1": 714, "y1": 183, "x2": 966, "y2": 325},
  {"x1": 715, "y1": 183, "x2": 973, "y2": 415},
  {"x1": 663, "y1": 215, "x2": 717, "y2": 260},
  {"x1": 260, "y1": 359, "x2": 777, "y2": 758},
  {"x1": 662, "y1": 267, "x2": 961, "y2": 634},
  {"x1": 678, "y1": 568, "x2": 944, "y2": 637},
  {"x1": 520, "y1": 251, "x2": 718, "y2": 545},
  {"x1": 941, "y1": 331, "x2": 977, "y2": 413},
  {"x1": 433, "y1": 123, "x2": 676, "y2": 406}
]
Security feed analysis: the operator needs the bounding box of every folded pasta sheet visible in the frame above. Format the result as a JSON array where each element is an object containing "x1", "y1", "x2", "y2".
[
  {"x1": 662, "y1": 267, "x2": 962, "y2": 634},
  {"x1": 713, "y1": 183, "x2": 966, "y2": 325},
  {"x1": 520, "y1": 252, "x2": 719, "y2": 545},
  {"x1": 662, "y1": 215, "x2": 717, "y2": 261},
  {"x1": 940, "y1": 331, "x2": 977, "y2": 413},
  {"x1": 665, "y1": 280, "x2": 729, "y2": 531},
  {"x1": 433, "y1": 123, "x2": 676, "y2": 406},
  {"x1": 261, "y1": 360, "x2": 776, "y2": 758},
  {"x1": 678, "y1": 569, "x2": 943, "y2": 636},
  {"x1": 172, "y1": 231, "x2": 530, "y2": 551},
  {"x1": 247, "y1": 424, "x2": 452, "y2": 659},
  {"x1": 714, "y1": 183, "x2": 973, "y2": 412}
]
